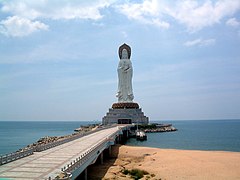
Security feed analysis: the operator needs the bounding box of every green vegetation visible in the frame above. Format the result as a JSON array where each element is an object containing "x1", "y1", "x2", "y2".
[
  {"x1": 122, "y1": 169, "x2": 130, "y2": 175},
  {"x1": 122, "y1": 168, "x2": 149, "y2": 180}
]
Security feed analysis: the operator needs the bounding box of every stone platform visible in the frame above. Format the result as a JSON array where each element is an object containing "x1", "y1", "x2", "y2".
[{"x1": 102, "y1": 102, "x2": 149, "y2": 125}]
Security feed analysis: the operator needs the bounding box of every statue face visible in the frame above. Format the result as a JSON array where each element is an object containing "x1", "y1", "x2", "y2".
[{"x1": 122, "y1": 49, "x2": 128, "y2": 59}]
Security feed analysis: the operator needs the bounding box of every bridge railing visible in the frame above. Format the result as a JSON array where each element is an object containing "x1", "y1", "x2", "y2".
[
  {"x1": 64, "y1": 139, "x2": 108, "y2": 173},
  {"x1": 35, "y1": 124, "x2": 117, "y2": 152},
  {"x1": 0, "y1": 148, "x2": 34, "y2": 165},
  {"x1": 54, "y1": 128, "x2": 122, "y2": 179},
  {"x1": 34, "y1": 133, "x2": 84, "y2": 152},
  {"x1": 0, "y1": 124, "x2": 118, "y2": 166}
]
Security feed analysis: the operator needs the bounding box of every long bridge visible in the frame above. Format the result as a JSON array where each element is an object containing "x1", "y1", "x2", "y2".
[{"x1": 0, "y1": 125, "x2": 132, "y2": 180}]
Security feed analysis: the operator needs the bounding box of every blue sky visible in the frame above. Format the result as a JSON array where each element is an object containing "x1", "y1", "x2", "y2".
[{"x1": 0, "y1": 0, "x2": 240, "y2": 121}]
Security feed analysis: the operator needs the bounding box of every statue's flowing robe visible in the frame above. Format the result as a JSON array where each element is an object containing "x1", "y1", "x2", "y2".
[{"x1": 117, "y1": 58, "x2": 134, "y2": 102}]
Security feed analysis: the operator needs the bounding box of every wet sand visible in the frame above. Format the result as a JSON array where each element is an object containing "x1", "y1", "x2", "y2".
[{"x1": 88, "y1": 145, "x2": 240, "y2": 180}]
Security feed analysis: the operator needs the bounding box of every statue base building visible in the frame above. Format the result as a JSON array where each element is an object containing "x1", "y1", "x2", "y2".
[{"x1": 102, "y1": 102, "x2": 149, "y2": 125}]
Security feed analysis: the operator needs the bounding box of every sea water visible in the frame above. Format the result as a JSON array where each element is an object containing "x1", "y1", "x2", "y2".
[
  {"x1": 126, "y1": 119, "x2": 240, "y2": 152},
  {"x1": 0, "y1": 120, "x2": 240, "y2": 155},
  {"x1": 0, "y1": 121, "x2": 95, "y2": 155}
]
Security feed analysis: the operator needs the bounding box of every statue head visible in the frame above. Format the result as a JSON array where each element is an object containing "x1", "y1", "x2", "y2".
[
  {"x1": 122, "y1": 49, "x2": 128, "y2": 59},
  {"x1": 119, "y1": 43, "x2": 131, "y2": 59}
]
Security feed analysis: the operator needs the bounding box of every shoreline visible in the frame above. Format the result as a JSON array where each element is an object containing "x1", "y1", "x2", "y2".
[
  {"x1": 125, "y1": 144, "x2": 240, "y2": 153},
  {"x1": 88, "y1": 145, "x2": 240, "y2": 180}
]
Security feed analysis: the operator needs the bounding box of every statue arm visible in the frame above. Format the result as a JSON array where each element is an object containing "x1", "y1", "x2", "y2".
[
  {"x1": 125, "y1": 61, "x2": 132, "y2": 72},
  {"x1": 121, "y1": 60, "x2": 131, "y2": 72}
]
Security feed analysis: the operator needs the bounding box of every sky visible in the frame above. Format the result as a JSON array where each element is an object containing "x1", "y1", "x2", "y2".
[{"x1": 0, "y1": 0, "x2": 240, "y2": 121}]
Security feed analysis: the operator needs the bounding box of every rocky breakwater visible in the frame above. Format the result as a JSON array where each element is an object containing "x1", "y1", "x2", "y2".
[
  {"x1": 18, "y1": 134, "x2": 78, "y2": 152},
  {"x1": 17, "y1": 124, "x2": 101, "y2": 152},
  {"x1": 138, "y1": 123, "x2": 177, "y2": 133}
]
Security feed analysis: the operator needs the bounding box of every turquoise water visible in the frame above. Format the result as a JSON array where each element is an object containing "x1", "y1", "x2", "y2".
[
  {"x1": 0, "y1": 120, "x2": 240, "y2": 156},
  {"x1": 126, "y1": 120, "x2": 240, "y2": 152}
]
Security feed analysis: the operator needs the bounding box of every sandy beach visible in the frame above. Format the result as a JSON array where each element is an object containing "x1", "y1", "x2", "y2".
[{"x1": 88, "y1": 145, "x2": 240, "y2": 180}]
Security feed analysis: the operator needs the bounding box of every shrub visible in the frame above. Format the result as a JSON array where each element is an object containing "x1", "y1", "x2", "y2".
[
  {"x1": 122, "y1": 169, "x2": 129, "y2": 175},
  {"x1": 122, "y1": 168, "x2": 149, "y2": 180}
]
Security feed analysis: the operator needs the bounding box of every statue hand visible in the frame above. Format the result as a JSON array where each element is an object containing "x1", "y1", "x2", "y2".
[
  {"x1": 128, "y1": 94, "x2": 134, "y2": 101},
  {"x1": 124, "y1": 67, "x2": 130, "y2": 72},
  {"x1": 116, "y1": 92, "x2": 122, "y2": 98}
]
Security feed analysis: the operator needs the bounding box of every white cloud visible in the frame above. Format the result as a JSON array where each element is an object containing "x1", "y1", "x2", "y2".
[
  {"x1": 184, "y1": 38, "x2": 216, "y2": 47},
  {"x1": 169, "y1": 0, "x2": 240, "y2": 32},
  {"x1": 226, "y1": 18, "x2": 240, "y2": 27},
  {"x1": 116, "y1": 0, "x2": 170, "y2": 29},
  {"x1": 1, "y1": 0, "x2": 240, "y2": 36},
  {"x1": 0, "y1": 0, "x2": 113, "y2": 37},
  {"x1": 0, "y1": 16, "x2": 48, "y2": 37},
  {"x1": 1, "y1": 0, "x2": 113, "y2": 20},
  {"x1": 116, "y1": 0, "x2": 240, "y2": 31}
]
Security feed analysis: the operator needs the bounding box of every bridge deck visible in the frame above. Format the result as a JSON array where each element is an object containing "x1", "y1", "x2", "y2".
[{"x1": 0, "y1": 126, "x2": 121, "y2": 180}]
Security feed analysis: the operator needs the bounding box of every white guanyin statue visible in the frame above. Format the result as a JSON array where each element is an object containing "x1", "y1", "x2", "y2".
[{"x1": 116, "y1": 44, "x2": 134, "y2": 102}]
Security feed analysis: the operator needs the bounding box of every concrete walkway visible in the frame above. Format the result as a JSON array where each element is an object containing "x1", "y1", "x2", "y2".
[{"x1": 0, "y1": 126, "x2": 120, "y2": 180}]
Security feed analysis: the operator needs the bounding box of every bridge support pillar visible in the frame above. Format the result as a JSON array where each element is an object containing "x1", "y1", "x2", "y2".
[
  {"x1": 118, "y1": 135, "x2": 121, "y2": 144},
  {"x1": 100, "y1": 152, "x2": 104, "y2": 164},
  {"x1": 109, "y1": 145, "x2": 112, "y2": 156},
  {"x1": 84, "y1": 168, "x2": 87, "y2": 180}
]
